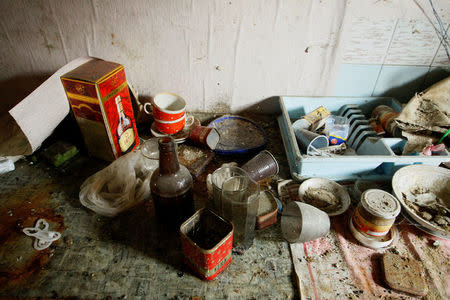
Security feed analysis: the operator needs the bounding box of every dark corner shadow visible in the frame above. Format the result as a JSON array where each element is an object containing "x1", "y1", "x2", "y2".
[
  {"x1": 98, "y1": 202, "x2": 188, "y2": 274},
  {"x1": 422, "y1": 67, "x2": 450, "y2": 90},
  {"x1": 378, "y1": 68, "x2": 449, "y2": 103},
  {"x1": 238, "y1": 96, "x2": 281, "y2": 116},
  {"x1": 288, "y1": 248, "x2": 301, "y2": 300},
  {"x1": 0, "y1": 74, "x2": 50, "y2": 114},
  {"x1": 0, "y1": 73, "x2": 64, "y2": 156},
  {"x1": 133, "y1": 93, "x2": 156, "y2": 138},
  {"x1": 291, "y1": 268, "x2": 301, "y2": 300},
  {"x1": 54, "y1": 155, "x2": 109, "y2": 210}
]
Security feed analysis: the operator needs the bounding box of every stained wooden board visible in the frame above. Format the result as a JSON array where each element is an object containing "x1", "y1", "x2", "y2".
[{"x1": 382, "y1": 253, "x2": 428, "y2": 296}]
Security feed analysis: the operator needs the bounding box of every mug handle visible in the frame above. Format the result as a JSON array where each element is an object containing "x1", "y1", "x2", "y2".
[
  {"x1": 143, "y1": 102, "x2": 152, "y2": 114},
  {"x1": 185, "y1": 115, "x2": 195, "y2": 128}
]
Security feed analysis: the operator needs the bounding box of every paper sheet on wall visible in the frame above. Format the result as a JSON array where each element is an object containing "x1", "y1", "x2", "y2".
[{"x1": 0, "y1": 57, "x2": 94, "y2": 156}]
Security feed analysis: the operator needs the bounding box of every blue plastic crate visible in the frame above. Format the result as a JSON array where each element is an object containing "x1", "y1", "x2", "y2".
[{"x1": 278, "y1": 96, "x2": 449, "y2": 181}]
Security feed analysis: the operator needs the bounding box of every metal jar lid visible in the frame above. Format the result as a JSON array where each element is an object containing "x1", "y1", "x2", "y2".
[{"x1": 360, "y1": 189, "x2": 401, "y2": 219}]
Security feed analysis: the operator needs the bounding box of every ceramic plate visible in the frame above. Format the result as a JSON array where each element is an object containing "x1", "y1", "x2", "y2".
[
  {"x1": 207, "y1": 115, "x2": 267, "y2": 155},
  {"x1": 392, "y1": 164, "x2": 450, "y2": 240},
  {"x1": 151, "y1": 117, "x2": 201, "y2": 143}
]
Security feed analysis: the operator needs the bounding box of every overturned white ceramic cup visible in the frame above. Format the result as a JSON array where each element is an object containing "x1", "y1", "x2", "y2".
[{"x1": 281, "y1": 201, "x2": 330, "y2": 243}]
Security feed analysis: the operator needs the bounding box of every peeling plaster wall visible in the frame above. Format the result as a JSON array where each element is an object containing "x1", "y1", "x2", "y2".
[{"x1": 0, "y1": 0, "x2": 449, "y2": 112}]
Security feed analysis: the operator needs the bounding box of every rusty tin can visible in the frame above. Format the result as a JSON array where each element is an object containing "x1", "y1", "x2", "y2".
[
  {"x1": 371, "y1": 105, "x2": 400, "y2": 137},
  {"x1": 180, "y1": 208, "x2": 233, "y2": 280},
  {"x1": 189, "y1": 126, "x2": 220, "y2": 150}
]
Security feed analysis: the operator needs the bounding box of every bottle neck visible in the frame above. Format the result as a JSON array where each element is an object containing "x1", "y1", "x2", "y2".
[
  {"x1": 115, "y1": 96, "x2": 125, "y2": 118},
  {"x1": 158, "y1": 137, "x2": 180, "y2": 175}
]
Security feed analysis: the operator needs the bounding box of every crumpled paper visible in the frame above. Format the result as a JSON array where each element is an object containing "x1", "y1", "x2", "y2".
[{"x1": 395, "y1": 76, "x2": 450, "y2": 154}]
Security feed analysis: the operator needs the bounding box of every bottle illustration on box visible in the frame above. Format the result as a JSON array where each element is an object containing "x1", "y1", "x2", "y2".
[{"x1": 115, "y1": 95, "x2": 136, "y2": 154}]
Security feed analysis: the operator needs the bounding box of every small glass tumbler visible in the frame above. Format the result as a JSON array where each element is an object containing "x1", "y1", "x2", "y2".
[
  {"x1": 210, "y1": 166, "x2": 249, "y2": 215},
  {"x1": 221, "y1": 174, "x2": 259, "y2": 250}
]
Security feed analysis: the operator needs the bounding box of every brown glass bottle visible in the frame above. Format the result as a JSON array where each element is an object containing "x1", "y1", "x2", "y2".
[{"x1": 150, "y1": 137, "x2": 194, "y2": 230}]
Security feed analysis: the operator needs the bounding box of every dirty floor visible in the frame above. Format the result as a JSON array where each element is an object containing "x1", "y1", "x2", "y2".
[
  {"x1": 0, "y1": 114, "x2": 297, "y2": 299},
  {"x1": 1, "y1": 113, "x2": 448, "y2": 299}
]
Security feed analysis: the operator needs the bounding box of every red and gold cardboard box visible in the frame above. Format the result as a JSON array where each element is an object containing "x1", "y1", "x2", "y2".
[
  {"x1": 180, "y1": 208, "x2": 233, "y2": 280},
  {"x1": 61, "y1": 59, "x2": 139, "y2": 161}
]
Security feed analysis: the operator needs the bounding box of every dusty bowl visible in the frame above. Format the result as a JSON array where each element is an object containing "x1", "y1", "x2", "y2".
[
  {"x1": 392, "y1": 164, "x2": 450, "y2": 239},
  {"x1": 298, "y1": 178, "x2": 350, "y2": 216}
]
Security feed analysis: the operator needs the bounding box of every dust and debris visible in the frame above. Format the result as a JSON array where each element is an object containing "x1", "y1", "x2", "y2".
[
  {"x1": 432, "y1": 240, "x2": 440, "y2": 248},
  {"x1": 420, "y1": 211, "x2": 433, "y2": 221},
  {"x1": 178, "y1": 144, "x2": 214, "y2": 178},
  {"x1": 252, "y1": 269, "x2": 269, "y2": 278},
  {"x1": 232, "y1": 248, "x2": 245, "y2": 255},
  {"x1": 302, "y1": 188, "x2": 341, "y2": 213},
  {"x1": 210, "y1": 102, "x2": 231, "y2": 113},
  {"x1": 214, "y1": 118, "x2": 265, "y2": 150},
  {"x1": 389, "y1": 248, "x2": 400, "y2": 255},
  {"x1": 180, "y1": 148, "x2": 206, "y2": 163},
  {"x1": 382, "y1": 253, "x2": 428, "y2": 296},
  {"x1": 64, "y1": 236, "x2": 73, "y2": 246},
  {"x1": 402, "y1": 187, "x2": 450, "y2": 232},
  {"x1": 305, "y1": 256, "x2": 315, "y2": 263}
]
